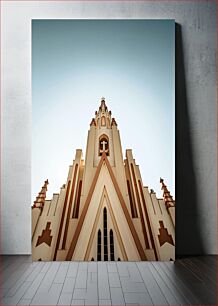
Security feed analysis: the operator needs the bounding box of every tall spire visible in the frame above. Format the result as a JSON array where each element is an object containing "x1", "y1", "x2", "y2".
[
  {"x1": 32, "y1": 179, "x2": 49, "y2": 209},
  {"x1": 93, "y1": 97, "x2": 114, "y2": 128},
  {"x1": 160, "y1": 178, "x2": 175, "y2": 209},
  {"x1": 100, "y1": 97, "x2": 107, "y2": 111}
]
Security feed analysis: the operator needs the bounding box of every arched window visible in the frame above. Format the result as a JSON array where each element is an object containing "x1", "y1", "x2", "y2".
[
  {"x1": 97, "y1": 229, "x2": 101, "y2": 261},
  {"x1": 110, "y1": 229, "x2": 115, "y2": 261},
  {"x1": 101, "y1": 116, "x2": 106, "y2": 126},
  {"x1": 99, "y1": 134, "x2": 109, "y2": 156},
  {"x1": 103, "y1": 208, "x2": 108, "y2": 261},
  {"x1": 91, "y1": 257, "x2": 94, "y2": 261}
]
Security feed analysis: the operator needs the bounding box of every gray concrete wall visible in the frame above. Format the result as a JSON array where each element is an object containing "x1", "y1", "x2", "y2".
[{"x1": 1, "y1": 1, "x2": 216, "y2": 255}]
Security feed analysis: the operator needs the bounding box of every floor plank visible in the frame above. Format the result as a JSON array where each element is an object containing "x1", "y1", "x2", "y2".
[
  {"x1": 136, "y1": 263, "x2": 169, "y2": 305},
  {"x1": 146, "y1": 262, "x2": 182, "y2": 305},
  {"x1": 0, "y1": 255, "x2": 217, "y2": 305},
  {"x1": 176, "y1": 258, "x2": 217, "y2": 304},
  {"x1": 30, "y1": 283, "x2": 63, "y2": 305},
  {"x1": 162, "y1": 261, "x2": 201, "y2": 304},
  {"x1": 98, "y1": 262, "x2": 110, "y2": 300},
  {"x1": 4, "y1": 262, "x2": 45, "y2": 297},
  {"x1": 188, "y1": 256, "x2": 217, "y2": 285},
  {"x1": 2, "y1": 281, "x2": 32, "y2": 305}
]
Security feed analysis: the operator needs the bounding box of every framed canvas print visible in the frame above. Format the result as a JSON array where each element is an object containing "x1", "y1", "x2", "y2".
[{"x1": 32, "y1": 20, "x2": 175, "y2": 261}]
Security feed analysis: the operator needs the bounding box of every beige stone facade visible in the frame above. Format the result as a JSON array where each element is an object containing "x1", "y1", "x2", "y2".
[{"x1": 32, "y1": 98, "x2": 175, "y2": 261}]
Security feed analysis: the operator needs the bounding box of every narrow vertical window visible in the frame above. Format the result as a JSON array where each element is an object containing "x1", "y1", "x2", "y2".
[
  {"x1": 131, "y1": 163, "x2": 149, "y2": 249},
  {"x1": 97, "y1": 229, "x2": 101, "y2": 261},
  {"x1": 103, "y1": 207, "x2": 108, "y2": 261},
  {"x1": 110, "y1": 229, "x2": 115, "y2": 261},
  {"x1": 62, "y1": 163, "x2": 78, "y2": 249},
  {"x1": 129, "y1": 166, "x2": 139, "y2": 218},
  {"x1": 72, "y1": 180, "x2": 82, "y2": 218},
  {"x1": 127, "y1": 180, "x2": 138, "y2": 218}
]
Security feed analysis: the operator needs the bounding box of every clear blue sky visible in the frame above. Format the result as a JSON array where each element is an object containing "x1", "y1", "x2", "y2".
[{"x1": 32, "y1": 19, "x2": 175, "y2": 202}]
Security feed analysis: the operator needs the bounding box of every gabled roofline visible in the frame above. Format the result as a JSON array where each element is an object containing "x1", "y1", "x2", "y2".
[{"x1": 66, "y1": 152, "x2": 147, "y2": 261}]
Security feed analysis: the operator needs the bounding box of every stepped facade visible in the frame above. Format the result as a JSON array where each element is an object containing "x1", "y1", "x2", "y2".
[{"x1": 32, "y1": 98, "x2": 175, "y2": 261}]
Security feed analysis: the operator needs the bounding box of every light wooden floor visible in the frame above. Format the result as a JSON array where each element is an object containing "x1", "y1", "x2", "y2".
[{"x1": 0, "y1": 256, "x2": 217, "y2": 305}]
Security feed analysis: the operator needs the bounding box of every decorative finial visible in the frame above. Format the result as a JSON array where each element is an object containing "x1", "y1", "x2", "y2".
[
  {"x1": 90, "y1": 118, "x2": 96, "y2": 126},
  {"x1": 111, "y1": 118, "x2": 117, "y2": 126},
  {"x1": 100, "y1": 97, "x2": 106, "y2": 110},
  {"x1": 95, "y1": 97, "x2": 111, "y2": 120},
  {"x1": 32, "y1": 179, "x2": 49, "y2": 209},
  {"x1": 160, "y1": 178, "x2": 175, "y2": 208}
]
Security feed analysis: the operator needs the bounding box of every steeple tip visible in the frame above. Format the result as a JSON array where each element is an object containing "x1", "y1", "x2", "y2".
[
  {"x1": 94, "y1": 97, "x2": 115, "y2": 127},
  {"x1": 100, "y1": 97, "x2": 107, "y2": 110}
]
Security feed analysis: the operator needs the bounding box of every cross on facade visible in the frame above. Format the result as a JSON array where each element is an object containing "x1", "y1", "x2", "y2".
[{"x1": 101, "y1": 140, "x2": 107, "y2": 151}]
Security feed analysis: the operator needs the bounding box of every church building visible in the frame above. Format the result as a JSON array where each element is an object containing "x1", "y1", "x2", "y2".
[{"x1": 32, "y1": 98, "x2": 175, "y2": 261}]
